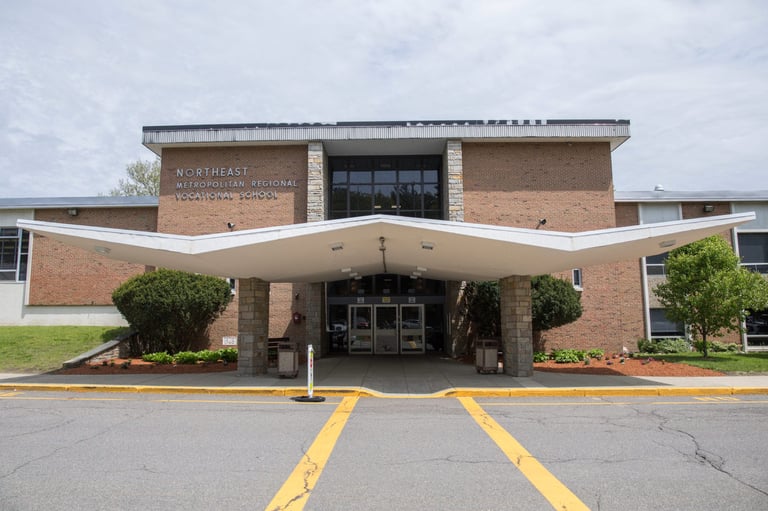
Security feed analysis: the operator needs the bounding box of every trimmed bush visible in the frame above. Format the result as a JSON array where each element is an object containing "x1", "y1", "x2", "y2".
[
  {"x1": 197, "y1": 350, "x2": 223, "y2": 363},
  {"x1": 638, "y1": 338, "x2": 691, "y2": 354},
  {"x1": 112, "y1": 269, "x2": 232, "y2": 355},
  {"x1": 142, "y1": 351, "x2": 174, "y2": 364},
  {"x1": 552, "y1": 349, "x2": 583, "y2": 364},
  {"x1": 586, "y1": 348, "x2": 604, "y2": 359},
  {"x1": 218, "y1": 348, "x2": 238, "y2": 363},
  {"x1": 533, "y1": 351, "x2": 548, "y2": 363},
  {"x1": 173, "y1": 351, "x2": 199, "y2": 364}
]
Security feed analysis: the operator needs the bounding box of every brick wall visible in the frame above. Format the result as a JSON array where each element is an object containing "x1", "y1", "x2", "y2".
[
  {"x1": 29, "y1": 207, "x2": 157, "y2": 305},
  {"x1": 462, "y1": 141, "x2": 646, "y2": 352},
  {"x1": 157, "y1": 145, "x2": 309, "y2": 349}
]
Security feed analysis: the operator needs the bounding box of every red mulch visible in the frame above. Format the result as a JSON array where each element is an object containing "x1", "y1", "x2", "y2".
[
  {"x1": 55, "y1": 358, "x2": 237, "y2": 375},
  {"x1": 534, "y1": 357, "x2": 724, "y2": 377}
]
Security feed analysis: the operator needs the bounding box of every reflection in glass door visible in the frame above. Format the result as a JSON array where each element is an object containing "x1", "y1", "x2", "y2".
[
  {"x1": 374, "y1": 305, "x2": 398, "y2": 354},
  {"x1": 348, "y1": 305, "x2": 372, "y2": 354},
  {"x1": 400, "y1": 304, "x2": 425, "y2": 354}
]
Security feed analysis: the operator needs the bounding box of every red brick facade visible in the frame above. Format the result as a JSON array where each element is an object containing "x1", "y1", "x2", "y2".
[
  {"x1": 157, "y1": 145, "x2": 310, "y2": 348},
  {"x1": 28, "y1": 207, "x2": 156, "y2": 305}
]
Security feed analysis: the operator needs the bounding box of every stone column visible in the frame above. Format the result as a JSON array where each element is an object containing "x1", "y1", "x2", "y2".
[
  {"x1": 307, "y1": 142, "x2": 326, "y2": 223},
  {"x1": 446, "y1": 140, "x2": 464, "y2": 222},
  {"x1": 305, "y1": 282, "x2": 325, "y2": 356},
  {"x1": 306, "y1": 142, "x2": 326, "y2": 357},
  {"x1": 500, "y1": 276, "x2": 533, "y2": 377},
  {"x1": 237, "y1": 278, "x2": 270, "y2": 376}
]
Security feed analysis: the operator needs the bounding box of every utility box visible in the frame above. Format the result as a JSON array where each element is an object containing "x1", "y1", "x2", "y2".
[
  {"x1": 476, "y1": 339, "x2": 499, "y2": 374},
  {"x1": 278, "y1": 341, "x2": 299, "y2": 378}
]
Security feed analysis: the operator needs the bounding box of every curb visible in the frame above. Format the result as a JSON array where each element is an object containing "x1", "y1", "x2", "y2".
[{"x1": 2, "y1": 383, "x2": 768, "y2": 398}]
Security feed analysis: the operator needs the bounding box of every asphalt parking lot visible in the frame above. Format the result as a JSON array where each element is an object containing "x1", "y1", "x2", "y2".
[{"x1": 1, "y1": 391, "x2": 767, "y2": 510}]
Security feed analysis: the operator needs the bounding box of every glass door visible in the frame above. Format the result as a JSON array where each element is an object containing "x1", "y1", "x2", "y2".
[
  {"x1": 400, "y1": 304, "x2": 425, "y2": 354},
  {"x1": 374, "y1": 305, "x2": 399, "y2": 354},
  {"x1": 348, "y1": 305, "x2": 372, "y2": 354}
]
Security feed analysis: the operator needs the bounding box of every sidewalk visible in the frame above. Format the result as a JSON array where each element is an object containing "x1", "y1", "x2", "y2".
[{"x1": 2, "y1": 355, "x2": 767, "y2": 397}]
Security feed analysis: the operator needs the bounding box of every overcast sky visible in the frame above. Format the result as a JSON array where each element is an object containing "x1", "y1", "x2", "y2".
[{"x1": 2, "y1": 0, "x2": 766, "y2": 198}]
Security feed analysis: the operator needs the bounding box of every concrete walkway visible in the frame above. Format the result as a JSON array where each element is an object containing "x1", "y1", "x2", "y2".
[{"x1": 1, "y1": 355, "x2": 767, "y2": 397}]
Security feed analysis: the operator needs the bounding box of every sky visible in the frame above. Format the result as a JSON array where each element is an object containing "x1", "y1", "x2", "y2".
[{"x1": 1, "y1": 0, "x2": 767, "y2": 198}]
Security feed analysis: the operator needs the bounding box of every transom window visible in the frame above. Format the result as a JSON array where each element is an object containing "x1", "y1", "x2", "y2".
[
  {"x1": 0, "y1": 227, "x2": 29, "y2": 282},
  {"x1": 738, "y1": 232, "x2": 768, "y2": 274},
  {"x1": 330, "y1": 156, "x2": 442, "y2": 219}
]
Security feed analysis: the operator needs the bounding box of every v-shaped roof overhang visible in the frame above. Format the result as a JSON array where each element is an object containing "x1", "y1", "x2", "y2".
[{"x1": 18, "y1": 213, "x2": 754, "y2": 282}]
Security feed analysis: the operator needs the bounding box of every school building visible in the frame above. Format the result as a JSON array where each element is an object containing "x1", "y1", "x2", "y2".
[{"x1": 1, "y1": 120, "x2": 764, "y2": 376}]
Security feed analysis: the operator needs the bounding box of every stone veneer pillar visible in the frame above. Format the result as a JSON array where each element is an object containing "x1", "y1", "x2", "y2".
[
  {"x1": 500, "y1": 275, "x2": 534, "y2": 377},
  {"x1": 237, "y1": 278, "x2": 270, "y2": 376},
  {"x1": 306, "y1": 142, "x2": 326, "y2": 355},
  {"x1": 446, "y1": 140, "x2": 464, "y2": 223},
  {"x1": 446, "y1": 140, "x2": 466, "y2": 356}
]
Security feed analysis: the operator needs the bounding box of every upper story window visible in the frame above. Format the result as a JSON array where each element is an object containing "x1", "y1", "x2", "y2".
[
  {"x1": 738, "y1": 233, "x2": 768, "y2": 274},
  {"x1": 0, "y1": 227, "x2": 29, "y2": 282},
  {"x1": 330, "y1": 156, "x2": 442, "y2": 220}
]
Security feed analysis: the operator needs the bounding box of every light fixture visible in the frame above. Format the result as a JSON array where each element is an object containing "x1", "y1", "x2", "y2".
[
  {"x1": 94, "y1": 246, "x2": 111, "y2": 255},
  {"x1": 536, "y1": 218, "x2": 547, "y2": 229},
  {"x1": 349, "y1": 272, "x2": 359, "y2": 278},
  {"x1": 341, "y1": 268, "x2": 352, "y2": 273},
  {"x1": 703, "y1": 204, "x2": 715, "y2": 213},
  {"x1": 227, "y1": 222, "x2": 235, "y2": 230},
  {"x1": 421, "y1": 241, "x2": 434, "y2": 250},
  {"x1": 330, "y1": 242, "x2": 344, "y2": 251},
  {"x1": 412, "y1": 271, "x2": 422, "y2": 277},
  {"x1": 67, "y1": 208, "x2": 78, "y2": 217},
  {"x1": 659, "y1": 240, "x2": 676, "y2": 248},
  {"x1": 416, "y1": 266, "x2": 427, "y2": 272}
]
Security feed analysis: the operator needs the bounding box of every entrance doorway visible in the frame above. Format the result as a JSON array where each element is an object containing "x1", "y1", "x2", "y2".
[{"x1": 344, "y1": 304, "x2": 426, "y2": 355}]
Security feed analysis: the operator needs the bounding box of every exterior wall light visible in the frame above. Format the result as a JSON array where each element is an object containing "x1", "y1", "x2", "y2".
[
  {"x1": 421, "y1": 241, "x2": 434, "y2": 250},
  {"x1": 330, "y1": 242, "x2": 344, "y2": 251},
  {"x1": 67, "y1": 208, "x2": 78, "y2": 217},
  {"x1": 703, "y1": 204, "x2": 715, "y2": 213}
]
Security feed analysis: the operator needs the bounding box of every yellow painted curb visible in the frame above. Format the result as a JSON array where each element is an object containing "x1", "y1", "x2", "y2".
[{"x1": 1, "y1": 383, "x2": 766, "y2": 398}]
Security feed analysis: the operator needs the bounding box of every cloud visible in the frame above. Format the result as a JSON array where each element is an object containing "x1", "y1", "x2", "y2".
[{"x1": 1, "y1": 0, "x2": 767, "y2": 197}]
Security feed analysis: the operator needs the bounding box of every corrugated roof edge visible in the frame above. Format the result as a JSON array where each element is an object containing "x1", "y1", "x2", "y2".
[
  {"x1": 0, "y1": 196, "x2": 158, "y2": 210},
  {"x1": 142, "y1": 119, "x2": 630, "y2": 132},
  {"x1": 615, "y1": 190, "x2": 768, "y2": 202}
]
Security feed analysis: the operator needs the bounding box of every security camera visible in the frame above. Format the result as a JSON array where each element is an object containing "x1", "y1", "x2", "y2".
[{"x1": 227, "y1": 222, "x2": 235, "y2": 229}]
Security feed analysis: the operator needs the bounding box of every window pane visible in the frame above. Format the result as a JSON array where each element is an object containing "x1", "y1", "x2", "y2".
[
  {"x1": 399, "y1": 170, "x2": 420, "y2": 183},
  {"x1": 374, "y1": 170, "x2": 396, "y2": 183},
  {"x1": 399, "y1": 183, "x2": 421, "y2": 210},
  {"x1": 350, "y1": 184, "x2": 372, "y2": 211},
  {"x1": 650, "y1": 308, "x2": 684, "y2": 337},
  {"x1": 0, "y1": 239, "x2": 18, "y2": 269},
  {"x1": 332, "y1": 186, "x2": 347, "y2": 211},
  {"x1": 349, "y1": 171, "x2": 372, "y2": 184},
  {"x1": 738, "y1": 233, "x2": 768, "y2": 264},
  {"x1": 332, "y1": 171, "x2": 347, "y2": 184},
  {"x1": 424, "y1": 183, "x2": 440, "y2": 211},
  {"x1": 423, "y1": 170, "x2": 438, "y2": 182},
  {"x1": 746, "y1": 310, "x2": 768, "y2": 335},
  {"x1": 374, "y1": 184, "x2": 396, "y2": 211}
]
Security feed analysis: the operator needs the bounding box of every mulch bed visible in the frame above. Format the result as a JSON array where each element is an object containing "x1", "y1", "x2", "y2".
[
  {"x1": 55, "y1": 358, "x2": 237, "y2": 375},
  {"x1": 534, "y1": 357, "x2": 724, "y2": 377}
]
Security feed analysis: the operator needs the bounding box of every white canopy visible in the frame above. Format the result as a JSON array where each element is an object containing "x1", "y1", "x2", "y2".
[{"x1": 18, "y1": 213, "x2": 754, "y2": 282}]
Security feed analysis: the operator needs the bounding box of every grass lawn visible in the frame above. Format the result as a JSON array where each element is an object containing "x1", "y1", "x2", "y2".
[
  {"x1": 652, "y1": 352, "x2": 768, "y2": 373},
  {"x1": 0, "y1": 326, "x2": 128, "y2": 373}
]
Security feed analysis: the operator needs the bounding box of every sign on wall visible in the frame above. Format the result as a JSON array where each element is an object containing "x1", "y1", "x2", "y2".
[{"x1": 173, "y1": 166, "x2": 298, "y2": 201}]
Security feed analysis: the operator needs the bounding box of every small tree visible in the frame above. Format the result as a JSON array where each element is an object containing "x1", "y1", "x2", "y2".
[
  {"x1": 109, "y1": 158, "x2": 160, "y2": 196},
  {"x1": 654, "y1": 236, "x2": 768, "y2": 357},
  {"x1": 465, "y1": 281, "x2": 501, "y2": 337},
  {"x1": 466, "y1": 276, "x2": 582, "y2": 352},
  {"x1": 112, "y1": 269, "x2": 232, "y2": 355},
  {"x1": 531, "y1": 275, "x2": 583, "y2": 352}
]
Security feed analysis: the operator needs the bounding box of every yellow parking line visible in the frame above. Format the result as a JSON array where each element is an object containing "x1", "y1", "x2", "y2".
[
  {"x1": 459, "y1": 397, "x2": 589, "y2": 511},
  {"x1": 265, "y1": 396, "x2": 359, "y2": 511}
]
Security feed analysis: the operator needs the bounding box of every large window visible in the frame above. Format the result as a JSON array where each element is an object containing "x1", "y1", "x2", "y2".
[
  {"x1": 330, "y1": 156, "x2": 442, "y2": 220},
  {"x1": 650, "y1": 308, "x2": 684, "y2": 339},
  {"x1": 738, "y1": 233, "x2": 768, "y2": 274},
  {"x1": 0, "y1": 228, "x2": 29, "y2": 282}
]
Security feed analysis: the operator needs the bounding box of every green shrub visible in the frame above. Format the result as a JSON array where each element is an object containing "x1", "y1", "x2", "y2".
[
  {"x1": 141, "y1": 351, "x2": 174, "y2": 364},
  {"x1": 533, "y1": 351, "x2": 548, "y2": 363},
  {"x1": 694, "y1": 340, "x2": 741, "y2": 353},
  {"x1": 637, "y1": 338, "x2": 657, "y2": 353},
  {"x1": 218, "y1": 348, "x2": 238, "y2": 363},
  {"x1": 655, "y1": 338, "x2": 690, "y2": 353},
  {"x1": 586, "y1": 348, "x2": 604, "y2": 359},
  {"x1": 197, "y1": 350, "x2": 223, "y2": 363},
  {"x1": 174, "y1": 351, "x2": 199, "y2": 364},
  {"x1": 552, "y1": 349, "x2": 583, "y2": 363},
  {"x1": 111, "y1": 269, "x2": 232, "y2": 355}
]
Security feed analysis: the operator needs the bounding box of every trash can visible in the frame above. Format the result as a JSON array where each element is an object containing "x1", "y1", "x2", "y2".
[
  {"x1": 476, "y1": 339, "x2": 499, "y2": 374},
  {"x1": 277, "y1": 341, "x2": 299, "y2": 378}
]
